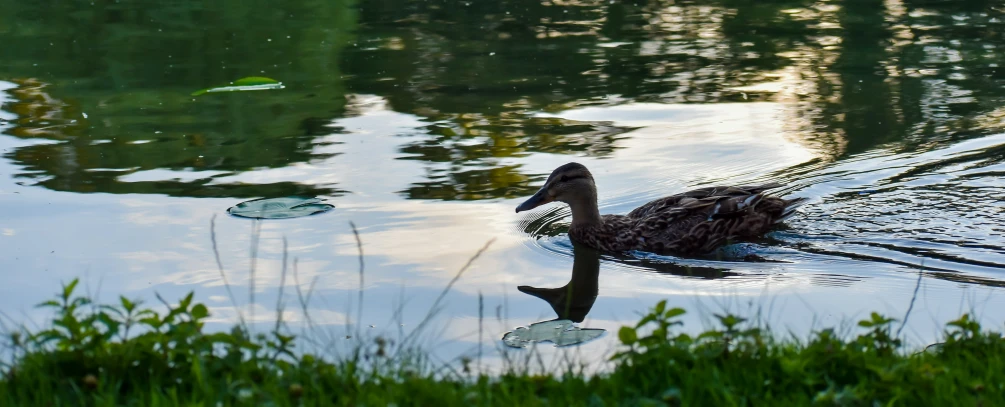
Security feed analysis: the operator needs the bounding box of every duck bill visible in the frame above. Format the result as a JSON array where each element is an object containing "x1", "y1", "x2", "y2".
[{"x1": 515, "y1": 187, "x2": 553, "y2": 213}]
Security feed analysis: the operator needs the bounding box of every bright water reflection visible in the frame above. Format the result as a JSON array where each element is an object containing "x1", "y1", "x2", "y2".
[{"x1": 0, "y1": 0, "x2": 1004, "y2": 368}]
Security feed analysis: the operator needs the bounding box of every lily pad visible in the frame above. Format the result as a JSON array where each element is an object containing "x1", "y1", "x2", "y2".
[
  {"x1": 192, "y1": 76, "x2": 285, "y2": 96},
  {"x1": 501, "y1": 319, "x2": 605, "y2": 348},
  {"x1": 227, "y1": 197, "x2": 334, "y2": 220}
]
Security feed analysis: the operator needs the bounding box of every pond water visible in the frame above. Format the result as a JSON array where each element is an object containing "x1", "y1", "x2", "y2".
[{"x1": 1, "y1": 0, "x2": 1004, "y2": 369}]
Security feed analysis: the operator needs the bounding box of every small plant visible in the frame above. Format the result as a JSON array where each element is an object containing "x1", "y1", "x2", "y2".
[
  {"x1": 606, "y1": 301, "x2": 1005, "y2": 406},
  {"x1": 3, "y1": 284, "x2": 1005, "y2": 406},
  {"x1": 1, "y1": 278, "x2": 315, "y2": 405}
]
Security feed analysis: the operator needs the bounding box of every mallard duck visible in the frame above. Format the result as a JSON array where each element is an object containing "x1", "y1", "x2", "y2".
[{"x1": 515, "y1": 162, "x2": 807, "y2": 255}]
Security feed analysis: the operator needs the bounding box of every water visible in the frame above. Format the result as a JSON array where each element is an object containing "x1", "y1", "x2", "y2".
[{"x1": 1, "y1": 0, "x2": 1004, "y2": 368}]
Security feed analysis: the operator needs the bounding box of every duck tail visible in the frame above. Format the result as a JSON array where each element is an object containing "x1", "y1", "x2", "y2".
[{"x1": 774, "y1": 197, "x2": 809, "y2": 224}]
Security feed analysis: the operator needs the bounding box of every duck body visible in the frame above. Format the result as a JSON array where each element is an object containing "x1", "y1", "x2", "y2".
[
  {"x1": 516, "y1": 163, "x2": 806, "y2": 255},
  {"x1": 569, "y1": 184, "x2": 804, "y2": 254}
]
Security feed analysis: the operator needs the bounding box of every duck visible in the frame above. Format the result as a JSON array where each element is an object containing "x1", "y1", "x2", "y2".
[{"x1": 515, "y1": 162, "x2": 807, "y2": 255}]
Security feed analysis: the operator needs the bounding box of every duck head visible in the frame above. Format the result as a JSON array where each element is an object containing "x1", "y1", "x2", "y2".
[{"x1": 515, "y1": 162, "x2": 597, "y2": 213}]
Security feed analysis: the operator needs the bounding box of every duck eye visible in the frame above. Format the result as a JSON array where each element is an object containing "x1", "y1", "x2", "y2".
[{"x1": 559, "y1": 175, "x2": 567, "y2": 182}]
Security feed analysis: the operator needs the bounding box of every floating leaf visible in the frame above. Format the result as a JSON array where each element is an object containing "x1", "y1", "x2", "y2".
[
  {"x1": 227, "y1": 197, "x2": 334, "y2": 220},
  {"x1": 502, "y1": 319, "x2": 605, "y2": 348},
  {"x1": 192, "y1": 76, "x2": 285, "y2": 96}
]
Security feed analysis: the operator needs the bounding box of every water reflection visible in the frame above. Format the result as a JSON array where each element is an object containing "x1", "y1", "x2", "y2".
[
  {"x1": 504, "y1": 243, "x2": 605, "y2": 348},
  {"x1": 781, "y1": 132, "x2": 1005, "y2": 281},
  {"x1": 518, "y1": 243, "x2": 601, "y2": 323},
  {"x1": 2, "y1": 0, "x2": 1003, "y2": 199},
  {"x1": 1, "y1": 0, "x2": 1005, "y2": 364},
  {"x1": 0, "y1": 0, "x2": 356, "y2": 198},
  {"x1": 397, "y1": 116, "x2": 635, "y2": 200}
]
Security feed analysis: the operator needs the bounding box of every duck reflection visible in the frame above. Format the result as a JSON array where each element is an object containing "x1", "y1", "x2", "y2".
[
  {"x1": 502, "y1": 243, "x2": 605, "y2": 348},
  {"x1": 517, "y1": 242, "x2": 601, "y2": 323}
]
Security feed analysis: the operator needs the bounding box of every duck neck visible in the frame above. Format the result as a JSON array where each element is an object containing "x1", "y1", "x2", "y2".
[{"x1": 568, "y1": 192, "x2": 603, "y2": 228}]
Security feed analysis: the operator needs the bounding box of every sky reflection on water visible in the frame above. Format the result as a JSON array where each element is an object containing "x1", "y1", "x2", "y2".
[{"x1": 1, "y1": 0, "x2": 1004, "y2": 368}]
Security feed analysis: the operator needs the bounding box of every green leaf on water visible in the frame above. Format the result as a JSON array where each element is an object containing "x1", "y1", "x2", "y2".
[
  {"x1": 191, "y1": 76, "x2": 285, "y2": 96},
  {"x1": 227, "y1": 196, "x2": 334, "y2": 220}
]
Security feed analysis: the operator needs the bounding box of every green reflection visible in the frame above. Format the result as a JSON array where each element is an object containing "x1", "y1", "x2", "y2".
[
  {"x1": 1, "y1": 0, "x2": 1003, "y2": 199},
  {"x1": 0, "y1": 0, "x2": 356, "y2": 197}
]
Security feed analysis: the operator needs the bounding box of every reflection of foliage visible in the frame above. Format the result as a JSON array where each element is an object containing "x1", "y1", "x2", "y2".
[
  {"x1": 343, "y1": 0, "x2": 796, "y2": 114},
  {"x1": 3, "y1": 0, "x2": 1005, "y2": 201},
  {"x1": 400, "y1": 165, "x2": 538, "y2": 201},
  {"x1": 344, "y1": 0, "x2": 1005, "y2": 199},
  {"x1": 0, "y1": 0, "x2": 356, "y2": 197},
  {"x1": 396, "y1": 114, "x2": 634, "y2": 200},
  {"x1": 4, "y1": 79, "x2": 88, "y2": 140},
  {"x1": 403, "y1": 115, "x2": 632, "y2": 161}
]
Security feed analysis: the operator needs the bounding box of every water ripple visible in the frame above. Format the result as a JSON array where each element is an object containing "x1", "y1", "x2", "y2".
[{"x1": 519, "y1": 132, "x2": 1005, "y2": 287}]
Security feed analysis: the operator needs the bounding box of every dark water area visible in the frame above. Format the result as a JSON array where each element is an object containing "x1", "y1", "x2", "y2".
[{"x1": 1, "y1": 0, "x2": 1003, "y2": 367}]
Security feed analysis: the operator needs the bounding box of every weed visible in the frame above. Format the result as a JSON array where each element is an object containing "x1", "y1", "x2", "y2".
[{"x1": 3, "y1": 285, "x2": 1005, "y2": 405}]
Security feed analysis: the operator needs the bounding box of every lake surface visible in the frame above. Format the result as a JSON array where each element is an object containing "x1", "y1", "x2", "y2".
[{"x1": 1, "y1": 0, "x2": 1004, "y2": 368}]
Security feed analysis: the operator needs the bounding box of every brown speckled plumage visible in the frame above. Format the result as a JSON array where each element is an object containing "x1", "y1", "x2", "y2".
[{"x1": 516, "y1": 162, "x2": 807, "y2": 255}]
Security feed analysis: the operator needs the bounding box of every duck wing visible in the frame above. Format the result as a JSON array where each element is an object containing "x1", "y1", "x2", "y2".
[
  {"x1": 627, "y1": 183, "x2": 784, "y2": 219},
  {"x1": 628, "y1": 183, "x2": 807, "y2": 254}
]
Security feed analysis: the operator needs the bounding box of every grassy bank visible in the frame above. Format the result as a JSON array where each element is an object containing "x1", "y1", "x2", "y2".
[{"x1": 2, "y1": 280, "x2": 1004, "y2": 406}]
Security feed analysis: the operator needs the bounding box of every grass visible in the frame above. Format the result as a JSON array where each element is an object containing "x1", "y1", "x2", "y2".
[
  {"x1": 2, "y1": 220, "x2": 1004, "y2": 406},
  {"x1": 1, "y1": 279, "x2": 1005, "y2": 406}
]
